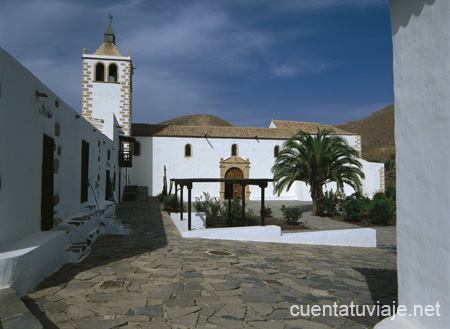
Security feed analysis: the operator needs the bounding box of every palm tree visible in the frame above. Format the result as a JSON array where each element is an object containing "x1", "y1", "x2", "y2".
[{"x1": 272, "y1": 129, "x2": 365, "y2": 215}]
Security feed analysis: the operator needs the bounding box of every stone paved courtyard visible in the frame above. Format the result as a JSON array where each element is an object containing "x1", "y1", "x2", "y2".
[{"x1": 23, "y1": 198, "x2": 397, "y2": 329}]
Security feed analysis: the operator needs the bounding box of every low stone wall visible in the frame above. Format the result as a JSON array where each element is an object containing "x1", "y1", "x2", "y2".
[{"x1": 171, "y1": 213, "x2": 377, "y2": 248}]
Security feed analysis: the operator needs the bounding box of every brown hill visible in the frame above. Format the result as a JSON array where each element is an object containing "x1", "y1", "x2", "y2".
[
  {"x1": 157, "y1": 114, "x2": 234, "y2": 127},
  {"x1": 335, "y1": 104, "x2": 395, "y2": 162}
]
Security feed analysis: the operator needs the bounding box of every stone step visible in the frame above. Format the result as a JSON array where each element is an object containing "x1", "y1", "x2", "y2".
[
  {"x1": 66, "y1": 240, "x2": 91, "y2": 263},
  {"x1": 123, "y1": 185, "x2": 138, "y2": 201}
]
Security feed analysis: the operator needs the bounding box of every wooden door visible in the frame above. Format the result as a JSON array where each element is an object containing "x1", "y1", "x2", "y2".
[
  {"x1": 225, "y1": 168, "x2": 244, "y2": 199},
  {"x1": 81, "y1": 140, "x2": 89, "y2": 203},
  {"x1": 41, "y1": 135, "x2": 54, "y2": 231}
]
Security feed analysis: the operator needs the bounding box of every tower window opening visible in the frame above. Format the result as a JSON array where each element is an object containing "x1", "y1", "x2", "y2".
[
  {"x1": 108, "y1": 63, "x2": 118, "y2": 82},
  {"x1": 95, "y1": 62, "x2": 105, "y2": 81}
]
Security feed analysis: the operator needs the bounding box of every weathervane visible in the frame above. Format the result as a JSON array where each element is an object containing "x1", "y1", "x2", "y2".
[{"x1": 109, "y1": 15, "x2": 113, "y2": 23}]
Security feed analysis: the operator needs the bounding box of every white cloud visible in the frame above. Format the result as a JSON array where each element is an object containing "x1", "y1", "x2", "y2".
[
  {"x1": 277, "y1": 0, "x2": 384, "y2": 11},
  {"x1": 132, "y1": 66, "x2": 220, "y2": 124},
  {"x1": 121, "y1": 3, "x2": 272, "y2": 75},
  {"x1": 271, "y1": 65, "x2": 299, "y2": 78}
]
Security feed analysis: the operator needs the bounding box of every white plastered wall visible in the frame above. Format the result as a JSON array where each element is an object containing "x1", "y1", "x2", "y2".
[
  {"x1": 0, "y1": 48, "x2": 120, "y2": 256},
  {"x1": 131, "y1": 135, "x2": 382, "y2": 201},
  {"x1": 376, "y1": 1, "x2": 448, "y2": 328}
]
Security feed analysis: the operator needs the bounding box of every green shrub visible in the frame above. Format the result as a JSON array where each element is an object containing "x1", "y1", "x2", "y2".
[
  {"x1": 280, "y1": 205, "x2": 303, "y2": 225},
  {"x1": 384, "y1": 159, "x2": 395, "y2": 172},
  {"x1": 342, "y1": 197, "x2": 370, "y2": 222},
  {"x1": 385, "y1": 185, "x2": 396, "y2": 201},
  {"x1": 194, "y1": 192, "x2": 220, "y2": 220},
  {"x1": 316, "y1": 190, "x2": 341, "y2": 216},
  {"x1": 263, "y1": 207, "x2": 273, "y2": 217},
  {"x1": 156, "y1": 192, "x2": 166, "y2": 202},
  {"x1": 373, "y1": 191, "x2": 387, "y2": 200},
  {"x1": 246, "y1": 209, "x2": 257, "y2": 221},
  {"x1": 161, "y1": 194, "x2": 185, "y2": 213},
  {"x1": 369, "y1": 198, "x2": 395, "y2": 226},
  {"x1": 220, "y1": 199, "x2": 253, "y2": 227}
]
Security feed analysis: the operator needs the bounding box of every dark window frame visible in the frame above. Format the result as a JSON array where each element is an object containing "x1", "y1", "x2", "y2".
[
  {"x1": 185, "y1": 144, "x2": 192, "y2": 158},
  {"x1": 108, "y1": 63, "x2": 118, "y2": 82},
  {"x1": 274, "y1": 145, "x2": 280, "y2": 158},
  {"x1": 231, "y1": 144, "x2": 238, "y2": 157},
  {"x1": 95, "y1": 62, "x2": 105, "y2": 82}
]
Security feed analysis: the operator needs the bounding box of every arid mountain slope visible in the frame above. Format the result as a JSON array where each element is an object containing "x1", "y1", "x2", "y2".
[
  {"x1": 335, "y1": 104, "x2": 395, "y2": 162},
  {"x1": 157, "y1": 114, "x2": 234, "y2": 127}
]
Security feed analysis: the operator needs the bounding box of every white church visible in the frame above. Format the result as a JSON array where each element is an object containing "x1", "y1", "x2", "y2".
[{"x1": 81, "y1": 21, "x2": 385, "y2": 202}]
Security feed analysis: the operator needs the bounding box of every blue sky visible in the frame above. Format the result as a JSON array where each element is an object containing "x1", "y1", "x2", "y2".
[{"x1": 0, "y1": 0, "x2": 393, "y2": 127}]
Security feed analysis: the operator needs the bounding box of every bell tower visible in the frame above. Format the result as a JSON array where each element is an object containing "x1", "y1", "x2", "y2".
[{"x1": 81, "y1": 17, "x2": 133, "y2": 136}]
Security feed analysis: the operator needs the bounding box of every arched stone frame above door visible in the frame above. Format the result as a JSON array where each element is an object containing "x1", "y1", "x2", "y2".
[{"x1": 219, "y1": 156, "x2": 251, "y2": 201}]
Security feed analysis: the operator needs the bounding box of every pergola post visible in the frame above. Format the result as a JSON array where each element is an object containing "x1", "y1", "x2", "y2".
[
  {"x1": 179, "y1": 185, "x2": 183, "y2": 222},
  {"x1": 228, "y1": 198, "x2": 232, "y2": 226},
  {"x1": 187, "y1": 182, "x2": 192, "y2": 231},
  {"x1": 241, "y1": 183, "x2": 246, "y2": 220},
  {"x1": 260, "y1": 182, "x2": 268, "y2": 226}
]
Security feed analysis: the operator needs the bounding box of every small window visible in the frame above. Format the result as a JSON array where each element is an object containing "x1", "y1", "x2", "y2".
[
  {"x1": 133, "y1": 141, "x2": 141, "y2": 156},
  {"x1": 185, "y1": 144, "x2": 192, "y2": 158},
  {"x1": 95, "y1": 62, "x2": 105, "y2": 81},
  {"x1": 274, "y1": 145, "x2": 280, "y2": 158},
  {"x1": 231, "y1": 144, "x2": 238, "y2": 157},
  {"x1": 108, "y1": 63, "x2": 118, "y2": 82}
]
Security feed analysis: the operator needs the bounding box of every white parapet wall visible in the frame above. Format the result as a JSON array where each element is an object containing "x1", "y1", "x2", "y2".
[
  {"x1": 0, "y1": 231, "x2": 68, "y2": 296},
  {"x1": 171, "y1": 213, "x2": 377, "y2": 248}
]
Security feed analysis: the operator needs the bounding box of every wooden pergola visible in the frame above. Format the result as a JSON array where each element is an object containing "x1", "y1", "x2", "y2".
[{"x1": 170, "y1": 178, "x2": 274, "y2": 231}]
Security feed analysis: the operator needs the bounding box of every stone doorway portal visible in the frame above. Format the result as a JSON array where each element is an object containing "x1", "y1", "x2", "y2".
[{"x1": 219, "y1": 156, "x2": 250, "y2": 200}]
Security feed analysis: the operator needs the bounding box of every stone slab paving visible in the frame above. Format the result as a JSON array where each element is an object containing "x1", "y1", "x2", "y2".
[
  {"x1": 0, "y1": 288, "x2": 43, "y2": 329},
  {"x1": 23, "y1": 198, "x2": 397, "y2": 329}
]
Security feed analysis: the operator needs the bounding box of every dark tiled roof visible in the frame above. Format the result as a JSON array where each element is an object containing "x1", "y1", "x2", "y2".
[{"x1": 132, "y1": 122, "x2": 355, "y2": 140}]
